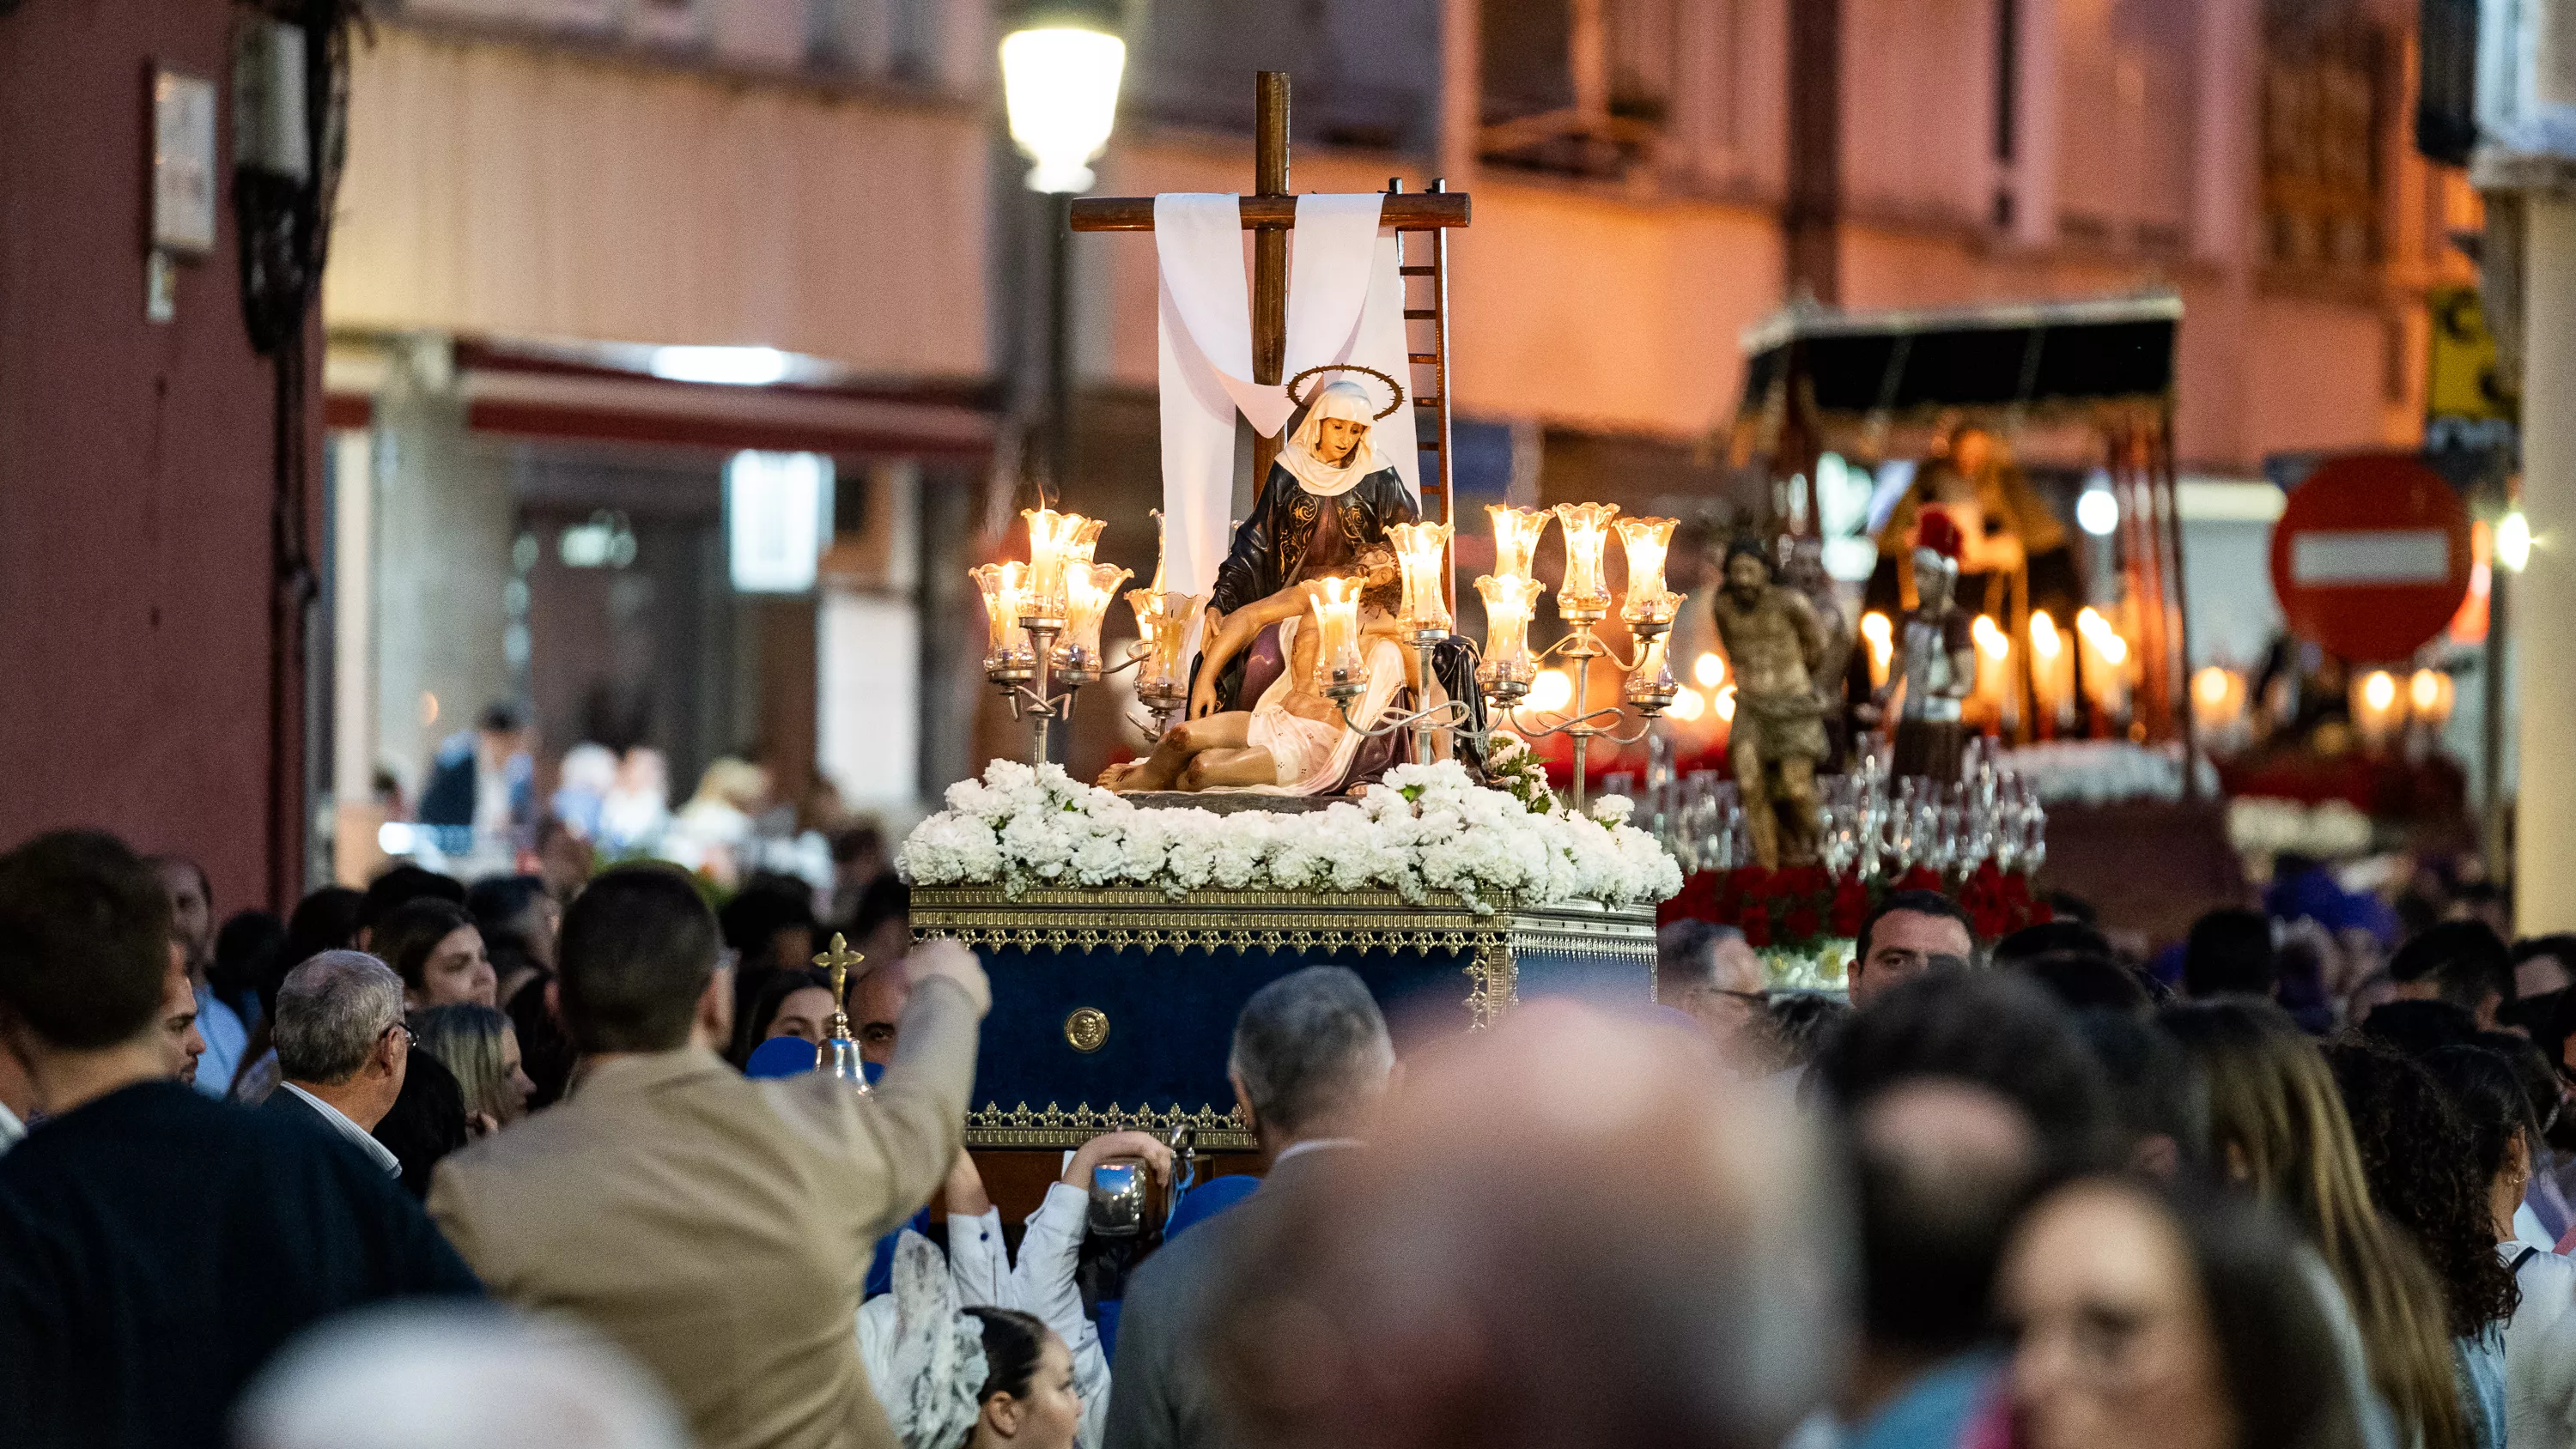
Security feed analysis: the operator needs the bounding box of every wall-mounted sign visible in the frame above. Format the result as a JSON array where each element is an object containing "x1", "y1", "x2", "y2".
[
  {"x1": 726, "y1": 450, "x2": 834, "y2": 593},
  {"x1": 151, "y1": 72, "x2": 219, "y2": 255},
  {"x1": 2268, "y1": 453, "x2": 2473, "y2": 664}
]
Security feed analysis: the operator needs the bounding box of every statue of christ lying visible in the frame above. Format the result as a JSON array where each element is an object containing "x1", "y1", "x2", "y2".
[{"x1": 1101, "y1": 550, "x2": 1437, "y2": 795}]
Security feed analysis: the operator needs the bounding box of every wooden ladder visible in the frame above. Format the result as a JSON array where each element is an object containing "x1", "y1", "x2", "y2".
[{"x1": 1390, "y1": 177, "x2": 1458, "y2": 612}]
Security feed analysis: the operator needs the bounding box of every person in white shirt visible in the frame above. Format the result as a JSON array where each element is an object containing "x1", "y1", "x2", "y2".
[
  {"x1": 261, "y1": 951, "x2": 410, "y2": 1179},
  {"x1": 860, "y1": 1131, "x2": 1170, "y2": 1449}
]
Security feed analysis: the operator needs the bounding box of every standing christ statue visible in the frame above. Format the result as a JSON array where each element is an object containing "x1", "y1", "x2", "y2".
[{"x1": 1196, "y1": 379, "x2": 1419, "y2": 714}]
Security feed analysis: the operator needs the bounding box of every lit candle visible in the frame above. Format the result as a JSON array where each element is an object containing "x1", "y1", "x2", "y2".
[
  {"x1": 1018, "y1": 508, "x2": 1101, "y2": 621},
  {"x1": 1552, "y1": 502, "x2": 1621, "y2": 620},
  {"x1": 1970, "y1": 614, "x2": 2012, "y2": 723},
  {"x1": 970, "y1": 561, "x2": 1034, "y2": 671},
  {"x1": 1388, "y1": 521, "x2": 1453, "y2": 634},
  {"x1": 2408, "y1": 668, "x2": 2455, "y2": 731},
  {"x1": 2191, "y1": 665, "x2": 2246, "y2": 733},
  {"x1": 1614, "y1": 516, "x2": 1680, "y2": 626},
  {"x1": 1667, "y1": 685, "x2": 1707, "y2": 722},
  {"x1": 1488, "y1": 506, "x2": 1552, "y2": 582},
  {"x1": 1859, "y1": 611, "x2": 1894, "y2": 691},
  {"x1": 1475, "y1": 573, "x2": 1546, "y2": 692},
  {"x1": 1692, "y1": 652, "x2": 1726, "y2": 689},
  {"x1": 2029, "y1": 611, "x2": 2075, "y2": 732},
  {"x1": 2352, "y1": 670, "x2": 2403, "y2": 750},
  {"x1": 2075, "y1": 607, "x2": 2130, "y2": 721},
  {"x1": 1127, "y1": 587, "x2": 1206, "y2": 703},
  {"x1": 1528, "y1": 667, "x2": 1575, "y2": 714},
  {"x1": 1065, "y1": 513, "x2": 1107, "y2": 567},
  {"x1": 1307, "y1": 576, "x2": 1367, "y2": 688},
  {"x1": 1057, "y1": 563, "x2": 1133, "y2": 672}
]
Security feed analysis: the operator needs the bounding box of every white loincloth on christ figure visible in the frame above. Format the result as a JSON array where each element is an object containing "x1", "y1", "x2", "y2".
[{"x1": 1241, "y1": 616, "x2": 1410, "y2": 794}]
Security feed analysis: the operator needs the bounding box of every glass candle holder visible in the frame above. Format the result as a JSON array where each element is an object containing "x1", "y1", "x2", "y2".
[
  {"x1": 1018, "y1": 508, "x2": 1101, "y2": 621},
  {"x1": 1614, "y1": 516, "x2": 1680, "y2": 627},
  {"x1": 1388, "y1": 520, "x2": 1453, "y2": 634},
  {"x1": 971, "y1": 561, "x2": 1035, "y2": 676},
  {"x1": 1306, "y1": 576, "x2": 1368, "y2": 691},
  {"x1": 1488, "y1": 505, "x2": 1552, "y2": 583},
  {"x1": 1056, "y1": 562, "x2": 1133, "y2": 676},
  {"x1": 1552, "y1": 502, "x2": 1620, "y2": 620},
  {"x1": 1127, "y1": 587, "x2": 1205, "y2": 706},
  {"x1": 1623, "y1": 629, "x2": 1678, "y2": 712},
  {"x1": 1475, "y1": 573, "x2": 1546, "y2": 694}
]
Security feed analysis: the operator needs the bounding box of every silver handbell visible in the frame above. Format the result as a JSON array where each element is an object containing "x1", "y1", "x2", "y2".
[
  {"x1": 811, "y1": 932, "x2": 871, "y2": 1094},
  {"x1": 819, "y1": 1032, "x2": 869, "y2": 1090}
]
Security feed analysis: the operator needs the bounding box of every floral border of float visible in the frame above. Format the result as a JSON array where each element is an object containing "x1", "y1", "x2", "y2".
[{"x1": 897, "y1": 754, "x2": 1680, "y2": 914}]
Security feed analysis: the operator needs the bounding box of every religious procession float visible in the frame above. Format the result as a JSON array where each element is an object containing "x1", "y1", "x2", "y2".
[{"x1": 879, "y1": 74, "x2": 2219, "y2": 1152}]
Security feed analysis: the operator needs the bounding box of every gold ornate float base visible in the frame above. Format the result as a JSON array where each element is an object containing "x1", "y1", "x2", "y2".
[{"x1": 912, "y1": 886, "x2": 1656, "y2": 1151}]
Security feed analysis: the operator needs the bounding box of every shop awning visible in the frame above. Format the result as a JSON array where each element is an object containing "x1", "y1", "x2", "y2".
[{"x1": 1734, "y1": 293, "x2": 2181, "y2": 440}]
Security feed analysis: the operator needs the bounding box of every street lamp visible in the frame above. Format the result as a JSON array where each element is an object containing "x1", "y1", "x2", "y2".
[
  {"x1": 1000, "y1": 2, "x2": 1126, "y2": 196},
  {"x1": 1000, "y1": 0, "x2": 1125, "y2": 512}
]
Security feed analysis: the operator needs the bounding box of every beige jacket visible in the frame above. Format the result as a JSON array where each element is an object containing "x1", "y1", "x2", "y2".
[{"x1": 427, "y1": 978, "x2": 979, "y2": 1449}]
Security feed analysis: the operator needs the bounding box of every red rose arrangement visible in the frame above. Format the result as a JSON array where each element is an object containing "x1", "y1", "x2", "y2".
[{"x1": 1657, "y1": 859, "x2": 2050, "y2": 952}]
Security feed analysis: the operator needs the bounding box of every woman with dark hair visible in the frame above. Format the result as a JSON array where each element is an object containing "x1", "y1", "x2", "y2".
[
  {"x1": 2325, "y1": 1038, "x2": 2521, "y2": 1449},
  {"x1": 732, "y1": 967, "x2": 840, "y2": 1067},
  {"x1": 957, "y1": 1306, "x2": 1081, "y2": 1449},
  {"x1": 2160, "y1": 1002, "x2": 2467, "y2": 1449},
  {"x1": 2001, "y1": 1179, "x2": 2367, "y2": 1449},
  {"x1": 2421, "y1": 1044, "x2": 2576, "y2": 1448},
  {"x1": 860, "y1": 1222, "x2": 1097, "y2": 1449},
  {"x1": 371, "y1": 897, "x2": 495, "y2": 1010}
]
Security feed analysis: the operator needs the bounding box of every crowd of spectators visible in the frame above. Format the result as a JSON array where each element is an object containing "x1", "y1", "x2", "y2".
[{"x1": 9, "y1": 819, "x2": 2576, "y2": 1449}]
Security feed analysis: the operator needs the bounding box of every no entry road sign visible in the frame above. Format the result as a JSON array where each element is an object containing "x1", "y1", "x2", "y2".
[{"x1": 2268, "y1": 453, "x2": 2472, "y2": 664}]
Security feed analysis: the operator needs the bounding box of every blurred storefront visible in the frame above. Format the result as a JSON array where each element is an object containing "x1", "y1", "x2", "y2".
[{"x1": 319, "y1": 12, "x2": 999, "y2": 882}]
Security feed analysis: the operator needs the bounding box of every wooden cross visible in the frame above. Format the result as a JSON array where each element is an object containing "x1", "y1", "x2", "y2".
[
  {"x1": 813, "y1": 931, "x2": 866, "y2": 1037},
  {"x1": 1069, "y1": 71, "x2": 1473, "y2": 602}
]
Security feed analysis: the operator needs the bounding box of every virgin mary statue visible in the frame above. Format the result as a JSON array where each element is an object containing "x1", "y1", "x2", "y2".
[{"x1": 1202, "y1": 379, "x2": 1419, "y2": 711}]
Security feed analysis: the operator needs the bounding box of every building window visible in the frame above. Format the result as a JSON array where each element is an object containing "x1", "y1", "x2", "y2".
[
  {"x1": 2260, "y1": 0, "x2": 2385, "y2": 270},
  {"x1": 1479, "y1": 0, "x2": 1674, "y2": 178}
]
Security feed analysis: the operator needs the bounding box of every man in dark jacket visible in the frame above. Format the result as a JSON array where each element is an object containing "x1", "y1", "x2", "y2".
[
  {"x1": 0, "y1": 831, "x2": 478, "y2": 1449},
  {"x1": 1106, "y1": 967, "x2": 1394, "y2": 1449}
]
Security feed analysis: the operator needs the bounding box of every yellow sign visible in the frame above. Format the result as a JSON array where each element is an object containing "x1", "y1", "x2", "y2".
[{"x1": 2427, "y1": 286, "x2": 2516, "y2": 422}]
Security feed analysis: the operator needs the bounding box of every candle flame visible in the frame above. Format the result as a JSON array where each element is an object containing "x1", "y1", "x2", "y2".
[
  {"x1": 2030, "y1": 610, "x2": 2062, "y2": 659},
  {"x1": 1692, "y1": 652, "x2": 1726, "y2": 688},
  {"x1": 2408, "y1": 668, "x2": 2443, "y2": 713},
  {"x1": 1971, "y1": 615, "x2": 2009, "y2": 660},
  {"x1": 1487, "y1": 506, "x2": 1552, "y2": 583},
  {"x1": 1552, "y1": 502, "x2": 1621, "y2": 615},
  {"x1": 1667, "y1": 686, "x2": 1706, "y2": 722},
  {"x1": 1388, "y1": 521, "x2": 1454, "y2": 633},
  {"x1": 1528, "y1": 668, "x2": 1575, "y2": 714},
  {"x1": 2362, "y1": 670, "x2": 2396, "y2": 712}
]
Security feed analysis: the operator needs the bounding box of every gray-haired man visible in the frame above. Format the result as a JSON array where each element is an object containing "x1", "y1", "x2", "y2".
[
  {"x1": 1105, "y1": 966, "x2": 1395, "y2": 1449},
  {"x1": 1658, "y1": 919, "x2": 1768, "y2": 1069},
  {"x1": 264, "y1": 950, "x2": 410, "y2": 1178}
]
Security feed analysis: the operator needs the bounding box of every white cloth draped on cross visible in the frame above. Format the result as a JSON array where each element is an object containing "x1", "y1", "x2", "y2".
[{"x1": 1153, "y1": 191, "x2": 1419, "y2": 601}]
